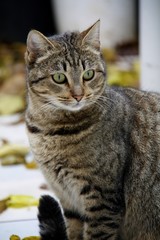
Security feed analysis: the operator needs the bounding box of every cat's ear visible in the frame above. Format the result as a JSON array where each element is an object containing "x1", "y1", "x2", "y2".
[
  {"x1": 81, "y1": 20, "x2": 100, "y2": 50},
  {"x1": 25, "y1": 30, "x2": 60, "y2": 64}
]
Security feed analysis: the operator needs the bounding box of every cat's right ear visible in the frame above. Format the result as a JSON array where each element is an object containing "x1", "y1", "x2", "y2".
[
  {"x1": 80, "y1": 20, "x2": 100, "y2": 50},
  {"x1": 25, "y1": 30, "x2": 60, "y2": 64}
]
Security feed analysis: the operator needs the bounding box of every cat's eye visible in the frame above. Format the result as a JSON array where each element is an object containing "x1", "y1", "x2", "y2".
[
  {"x1": 83, "y1": 69, "x2": 95, "y2": 81},
  {"x1": 52, "y1": 73, "x2": 67, "y2": 84}
]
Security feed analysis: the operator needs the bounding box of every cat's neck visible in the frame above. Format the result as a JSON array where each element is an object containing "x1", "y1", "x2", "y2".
[{"x1": 27, "y1": 95, "x2": 107, "y2": 130}]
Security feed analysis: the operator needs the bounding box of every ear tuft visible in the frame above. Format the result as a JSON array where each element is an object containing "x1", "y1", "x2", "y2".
[
  {"x1": 25, "y1": 30, "x2": 46, "y2": 64},
  {"x1": 27, "y1": 30, "x2": 46, "y2": 52},
  {"x1": 25, "y1": 30, "x2": 60, "y2": 64},
  {"x1": 81, "y1": 20, "x2": 100, "y2": 50}
]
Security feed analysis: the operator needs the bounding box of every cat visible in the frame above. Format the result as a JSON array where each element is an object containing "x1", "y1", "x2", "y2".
[{"x1": 25, "y1": 20, "x2": 160, "y2": 240}]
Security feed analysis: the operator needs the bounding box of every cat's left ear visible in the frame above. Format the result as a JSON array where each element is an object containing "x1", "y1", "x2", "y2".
[{"x1": 81, "y1": 20, "x2": 100, "y2": 50}]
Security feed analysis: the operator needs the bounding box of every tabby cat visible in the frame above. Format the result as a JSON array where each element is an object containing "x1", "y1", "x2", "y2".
[{"x1": 25, "y1": 20, "x2": 160, "y2": 240}]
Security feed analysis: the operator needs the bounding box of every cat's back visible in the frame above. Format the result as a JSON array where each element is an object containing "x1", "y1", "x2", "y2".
[
  {"x1": 111, "y1": 86, "x2": 160, "y2": 159},
  {"x1": 110, "y1": 86, "x2": 160, "y2": 112},
  {"x1": 114, "y1": 87, "x2": 160, "y2": 236},
  {"x1": 114, "y1": 86, "x2": 160, "y2": 199}
]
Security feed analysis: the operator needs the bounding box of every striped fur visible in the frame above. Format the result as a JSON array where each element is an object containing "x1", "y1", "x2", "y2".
[{"x1": 26, "y1": 21, "x2": 160, "y2": 239}]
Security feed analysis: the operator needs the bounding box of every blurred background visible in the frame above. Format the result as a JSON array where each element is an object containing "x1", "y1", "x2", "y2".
[
  {"x1": 0, "y1": 0, "x2": 159, "y2": 238},
  {"x1": 0, "y1": 0, "x2": 159, "y2": 117}
]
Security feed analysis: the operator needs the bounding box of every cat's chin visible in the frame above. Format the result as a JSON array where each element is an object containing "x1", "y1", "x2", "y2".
[
  {"x1": 63, "y1": 103, "x2": 85, "y2": 112},
  {"x1": 56, "y1": 101, "x2": 86, "y2": 112}
]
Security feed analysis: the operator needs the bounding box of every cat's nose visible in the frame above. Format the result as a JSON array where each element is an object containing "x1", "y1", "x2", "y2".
[{"x1": 73, "y1": 95, "x2": 83, "y2": 102}]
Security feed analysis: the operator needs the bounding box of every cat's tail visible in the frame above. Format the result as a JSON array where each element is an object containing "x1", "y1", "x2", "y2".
[{"x1": 38, "y1": 195, "x2": 68, "y2": 240}]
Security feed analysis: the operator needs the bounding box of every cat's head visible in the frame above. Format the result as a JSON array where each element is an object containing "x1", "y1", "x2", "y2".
[{"x1": 25, "y1": 20, "x2": 106, "y2": 112}]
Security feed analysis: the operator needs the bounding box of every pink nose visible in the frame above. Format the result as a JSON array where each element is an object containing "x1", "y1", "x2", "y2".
[{"x1": 73, "y1": 95, "x2": 83, "y2": 102}]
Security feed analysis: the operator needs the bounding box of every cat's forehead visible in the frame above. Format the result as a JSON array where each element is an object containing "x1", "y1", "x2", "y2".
[
  {"x1": 49, "y1": 31, "x2": 80, "y2": 49},
  {"x1": 48, "y1": 32, "x2": 99, "y2": 69},
  {"x1": 49, "y1": 53, "x2": 98, "y2": 72}
]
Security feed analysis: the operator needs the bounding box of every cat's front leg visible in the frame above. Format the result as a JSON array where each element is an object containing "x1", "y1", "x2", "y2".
[
  {"x1": 81, "y1": 194, "x2": 123, "y2": 240},
  {"x1": 83, "y1": 214, "x2": 121, "y2": 240},
  {"x1": 64, "y1": 209, "x2": 83, "y2": 240},
  {"x1": 64, "y1": 206, "x2": 121, "y2": 240}
]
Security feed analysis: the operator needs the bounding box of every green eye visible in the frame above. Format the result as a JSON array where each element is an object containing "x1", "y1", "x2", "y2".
[
  {"x1": 52, "y1": 73, "x2": 67, "y2": 84},
  {"x1": 83, "y1": 69, "x2": 95, "y2": 81}
]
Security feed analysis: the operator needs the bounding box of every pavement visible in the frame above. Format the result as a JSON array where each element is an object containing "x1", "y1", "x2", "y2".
[{"x1": 0, "y1": 115, "x2": 53, "y2": 239}]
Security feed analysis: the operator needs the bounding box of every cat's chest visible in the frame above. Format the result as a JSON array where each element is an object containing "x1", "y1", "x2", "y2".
[
  {"x1": 30, "y1": 132, "x2": 88, "y2": 212},
  {"x1": 27, "y1": 118, "x2": 126, "y2": 212},
  {"x1": 28, "y1": 122, "x2": 103, "y2": 163}
]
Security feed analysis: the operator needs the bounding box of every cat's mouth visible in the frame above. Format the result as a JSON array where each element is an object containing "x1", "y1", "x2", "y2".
[
  {"x1": 56, "y1": 97, "x2": 87, "y2": 111},
  {"x1": 45, "y1": 94, "x2": 97, "y2": 112},
  {"x1": 57, "y1": 95, "x2": 96, "y2": 111},
  {"x1": 59, "y1": 100, "x2": 84, "y2": 111},
  {"x1": 71, "y1": 101, "x2": 84, "y2": 110}
]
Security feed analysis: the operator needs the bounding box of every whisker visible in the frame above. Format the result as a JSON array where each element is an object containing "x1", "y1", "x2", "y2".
[
  {"x1": 29, "y1": 99, "x2": 59, "y2": 116},
  {"x1": 98, "y1": 95, "x2": 116, "y2": 105},
  {"x1": 86, "y1": 98, "x2": 107, "y2": 112},
  {"x1": 57, "y1": 97, "x2": 72, "y2": 103}
]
